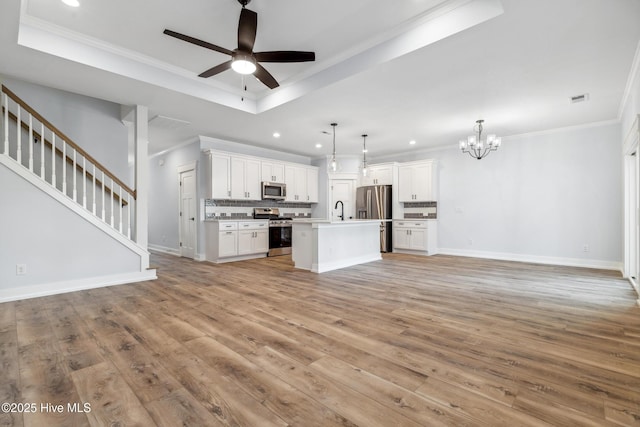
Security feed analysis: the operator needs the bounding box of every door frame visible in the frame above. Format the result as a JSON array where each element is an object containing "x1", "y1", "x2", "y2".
[
  {"x1": 623, "y1": 115, "x2": 639, "y2": 302},
  {"x1": 178, "y1": 161, "x2": 198, "y2": 259}
]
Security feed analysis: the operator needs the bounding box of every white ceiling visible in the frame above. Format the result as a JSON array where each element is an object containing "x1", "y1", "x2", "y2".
[{"x1": 1, "y1": 0, "x2": 640, "y2": 159}]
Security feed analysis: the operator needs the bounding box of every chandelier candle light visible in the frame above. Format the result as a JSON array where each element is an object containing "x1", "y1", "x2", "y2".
[{"x1": 459, "y1": 119, "x2": 501, "y2": 159}]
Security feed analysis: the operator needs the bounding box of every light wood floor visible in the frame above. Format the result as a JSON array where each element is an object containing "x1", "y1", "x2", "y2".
[{"x1": 1, "y1": 253, "x2": 639, "y2": 426}]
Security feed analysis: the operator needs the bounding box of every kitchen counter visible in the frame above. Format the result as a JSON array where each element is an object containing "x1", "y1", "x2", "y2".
[{"x1": 292, "y1": 219, "x2": 381, "y2": 273}]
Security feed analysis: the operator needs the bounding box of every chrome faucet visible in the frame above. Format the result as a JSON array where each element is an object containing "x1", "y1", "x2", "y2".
[{"x1": 334, "y1": 200, "x2": 344, "y2": 221}]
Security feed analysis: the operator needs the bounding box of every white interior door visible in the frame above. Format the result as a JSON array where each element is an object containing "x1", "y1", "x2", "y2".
[
  {"x1": 330, "y1": 179, "x2": 355, "y2": 221},
  {"x1": 179, "y1": 167, "x2": 197, "y2": 259}
]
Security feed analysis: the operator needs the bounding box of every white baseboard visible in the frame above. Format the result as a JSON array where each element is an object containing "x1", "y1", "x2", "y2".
[
  {"x1": 0, "y1": 270, "x2": 157, "y2": 303},
  {"x1": 148, "y1": 244, "x2": 181, "y2": 256},
  {"x1": 311, "y1": 254, "x2": 382, "y2": 273},
  {"x1": 437, "y1": 248, "x2": 623, "y2": 271}
]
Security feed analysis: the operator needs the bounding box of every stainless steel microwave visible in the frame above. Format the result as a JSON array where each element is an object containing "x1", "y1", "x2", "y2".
[{"x1": 262, "y1": 181, "x2": 286, "y2": 200}]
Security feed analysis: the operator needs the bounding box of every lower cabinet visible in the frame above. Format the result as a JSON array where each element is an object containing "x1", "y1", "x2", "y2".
[
  {"x1": 392, "y1": 220, "x2": 437, "y2": 255},
  {"x1": 205, "y1": 220, "x2": 269, "y2": 263}
]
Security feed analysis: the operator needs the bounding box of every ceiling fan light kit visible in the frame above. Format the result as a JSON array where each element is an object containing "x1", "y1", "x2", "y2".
[
  {"x1": 163, "y1": 0, "x2": 315, "y2": 89},
  {"x1": 459, "y1": 119, "x2": 502, "y2": 160}
]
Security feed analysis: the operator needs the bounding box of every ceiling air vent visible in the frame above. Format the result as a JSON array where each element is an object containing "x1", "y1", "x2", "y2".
[{"x1": 570, "y1": 93, "x2": 589, "y2": 104}]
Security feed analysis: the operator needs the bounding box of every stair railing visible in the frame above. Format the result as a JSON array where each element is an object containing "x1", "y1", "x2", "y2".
[{"x1": 1, "y1": 85, "x2": 136, "y2": 240}]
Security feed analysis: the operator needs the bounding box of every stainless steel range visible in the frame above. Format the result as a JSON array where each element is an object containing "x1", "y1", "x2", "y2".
[{"x1": 253, "y1": 208, "x2": 292, "y2": 257}]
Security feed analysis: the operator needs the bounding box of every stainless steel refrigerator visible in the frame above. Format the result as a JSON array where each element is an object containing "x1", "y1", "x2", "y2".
[{"x1": 356, "y1": 185, "x2": 392, "y2": 252}]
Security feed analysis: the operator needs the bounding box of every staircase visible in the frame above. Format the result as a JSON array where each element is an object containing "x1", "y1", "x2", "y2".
[{"x1": 0, "y1": 84, "x2": 154, "y2": 301}]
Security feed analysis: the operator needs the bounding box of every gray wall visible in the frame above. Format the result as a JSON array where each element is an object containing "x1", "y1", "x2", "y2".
[
  {"x1": 371, "y1": 121, "x2": 623, "y2": 267},
  {"x1": 3, "y1": 77, "x2": 130, "y2": 184}
]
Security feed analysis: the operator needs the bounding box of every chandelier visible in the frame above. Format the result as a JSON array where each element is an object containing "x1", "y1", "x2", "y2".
[{"x1": 459, "y1": 119, "x2": 501, "y2": 160}]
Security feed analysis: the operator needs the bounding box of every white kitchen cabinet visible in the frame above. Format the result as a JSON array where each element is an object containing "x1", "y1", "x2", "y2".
[
  {"x1": 398, "y1": 160, "x2": 437, "y2": 202},
  {"x1": 306, "y1": 167, "x2": 318, "y2": 203},
  {"x1": 231, "y1": 157, "x2": 261, "y2": 200},
  {"x1": 261, "y1": 161, "x2": 285, "y2": 183},
  {"x1": 392, "y1": 220, "x2": 437, "y2": 255},
  {"x1": 285, "y1": 165, "x2": 318, "y2": 203},
  {"x1": 207, "y1": 152, "x2": 231, "y2": 199},
  {"x1": 237, "y1": 221, "x2": 269, "y2": 255},
  {"x1": 361, "y1": 163, "x2": 394, "y2": 186},
  {"x1": 205, "y1": 220, "x2": 268, "y2": 263}
]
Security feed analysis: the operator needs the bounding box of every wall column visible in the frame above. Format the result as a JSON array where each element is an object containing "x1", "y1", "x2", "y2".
[{"x1": 134, "y1": 105, "x2": 149, "y2": 264}]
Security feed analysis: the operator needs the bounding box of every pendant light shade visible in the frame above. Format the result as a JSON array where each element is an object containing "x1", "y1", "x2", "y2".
[
  {"x1": 361, "y1": 134, "x2": 368, "y2": 176},
  {"x1": 330, "y1": 123, "x2": 338, "y2": 172}
]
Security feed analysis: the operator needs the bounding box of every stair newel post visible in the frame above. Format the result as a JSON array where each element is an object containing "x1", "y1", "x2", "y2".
[
  {"x1": 110, "y1": 177, "x2": 115, "y2": 228},
  {"x1": 82, "y1": 156, "x2": 87, "y2": 209},
  {"x1": 39, "y1": 122, "x2": 45, "y2": 179},
  {"x1": 62, "y1": 139, "x2": 67, "y2": 196},
  {"x1": 16, "y1": 105, "x2": 21, "y2": 165},
  {"x1": 2, "y1": 92, "x2": 8, "y2": 155},
  {"x1": 51, "y1": 133, "x2": 56, "y2": 188},
  {"x1": 101, "y1": 170, "x2": 105, "y2": 221},
  {"x1": 28, "y1": 114, "x2": 33, "y2": 172}
]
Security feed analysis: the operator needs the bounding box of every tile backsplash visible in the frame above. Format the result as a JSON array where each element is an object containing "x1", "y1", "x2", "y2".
[
  {"x1": 203, "y1": 199, "x2": 312, "y2": 219},
  {"x1": 403, "y1": 201, "x2": 437, "y2": 219}
]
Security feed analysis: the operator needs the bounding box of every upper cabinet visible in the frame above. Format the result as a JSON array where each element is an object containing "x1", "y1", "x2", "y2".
[
  {"x1": 206, "y1": 150, "x2": 318, "y2": 203},
  {"x1": 398, "y1": 160, "x2": 437, "y2": 202},
  {"x1": 231, "y1": 157, "x2": 261, "y2": 200},
  {"x1": 261, "y1": 161, "x2": 285, "y2": 183},
  {"x1": 207, "y1": 152, "x2": 231, "y2": 199},
  {"x1": 285, "y1": 165, "x2": 319, "y2": 203},
  {"x1": 361, "y1": 163, "x2": 393, "y2": 186}
]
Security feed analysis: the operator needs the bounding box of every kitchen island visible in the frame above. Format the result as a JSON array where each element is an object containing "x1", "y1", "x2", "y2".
[{"x1": 292, "y1": 219, "x2": 382, "y2": 273}]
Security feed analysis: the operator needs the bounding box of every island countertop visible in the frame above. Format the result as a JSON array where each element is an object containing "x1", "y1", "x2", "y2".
[{"x1": 292, "y1": 218, "x2": 382, "y2": 225}]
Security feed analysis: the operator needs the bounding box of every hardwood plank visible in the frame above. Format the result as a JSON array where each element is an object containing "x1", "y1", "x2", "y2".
[
  {"x1": 252, "y1": 345, "x2": 425, "y2": 427},
  {"x1": 2, "y1": 252, "x2": 638, "y2": 426},
  {"x1": 70, "y1": 362, "x2": 156, "y2": 426}
]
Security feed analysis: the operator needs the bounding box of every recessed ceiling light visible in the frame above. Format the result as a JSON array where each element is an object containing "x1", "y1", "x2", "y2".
[
  {"x1": 409, "y1": 140, "x2": 416, "y2": 145},
  {"x1": 315, "y1": 143, "x2": 322, "y2": 149},
  {"x1": 273, "y1": 132, "x2": 281, "y2": 138},
  {"x1": 61, "y1": 0, "x2": 80, "y2": 7}
]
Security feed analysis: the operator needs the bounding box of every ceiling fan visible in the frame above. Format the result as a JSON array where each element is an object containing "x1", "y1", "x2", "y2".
[{"x1": 163, "y1": 0, "x2": 315, "y2": 89}]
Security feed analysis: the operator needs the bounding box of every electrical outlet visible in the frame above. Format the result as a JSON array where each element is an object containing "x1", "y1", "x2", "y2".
[
  {"x1": 468, "y1": 238, "x2": 474, "y2": 246},
  {"x1": 16, "y1": 264, "x2": 27, "y2": 275},
  {"x1": 583, "y1": 244, "x2": 589, "y2": 252}
]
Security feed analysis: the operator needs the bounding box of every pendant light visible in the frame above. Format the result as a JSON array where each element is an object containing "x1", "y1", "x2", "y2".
[
  {"x1": 361, "y1": 134, "x2": 368, "y2": 176},
  {"x1": 330, "y1": 123, "x2": 338, "y2": 172}
]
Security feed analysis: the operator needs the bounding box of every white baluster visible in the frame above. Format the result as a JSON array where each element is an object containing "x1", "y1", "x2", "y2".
[
  {"x1": 127, "y1": 193, "x2": 131, "y2": 239},
  {"x1": 72, "y1": 149, "x2": 77, "y2": 202},
  {"x1": 101, "y1": 171, "x2": 106, "y2": 221},
  {"x1": 51, "y1": 134, "x2": 56, "y2": 188},
  {"x1": 92, "y1": 164, "x2": 97, "y2": 215},
  {"x1": 62, "y1": 140, "x2": 67, "y2": 196},
  {"x1": 40, "y1": 123, "x2": 45, "y2": 179},
  {"x1": 119, "y1": 186, "x2": 123, "y2": 234},
  {"x1": 110, "y1": 178, "x2": 115, "y2": 228},
  {"x1": 82, "y1": 157, "x2": 87, "y2": 209},
  {"x1": 2, "y1": 93, "x2": 8, "y2": 154},
  {"x1": 28, "y1": 114, "x2": 33, "y2": 171},
  {"x1": 16, "y1": 106, "x2": 21, "y2": 165}
]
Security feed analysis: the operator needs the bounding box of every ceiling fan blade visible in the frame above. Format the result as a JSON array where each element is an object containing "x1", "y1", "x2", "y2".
[
  {"x1": 198, "y1": 60, "x2": 233, "y2": 78},
  {"x1": 254, "y1": 51, "x2": 316, "y2": 63},
  {"x1": 254, "y1": 63, "x2": 279, "y2": 89},
  {"x1": 237, "y1": 8, "x2": 257, "y2": 52},
  {"x1": 164, "y1": 29, "x2": 234, "y2": 56}
]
